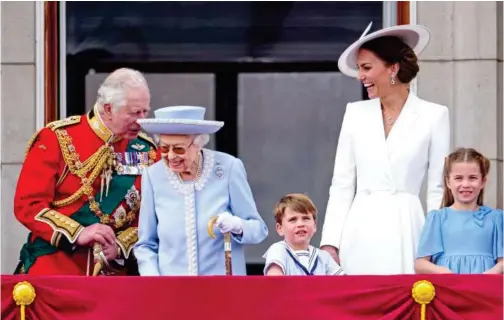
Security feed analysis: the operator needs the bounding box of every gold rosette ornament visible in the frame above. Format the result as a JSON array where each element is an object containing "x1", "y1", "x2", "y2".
[
  {"x1": 412, "y1": 280, "x2": 436, "y2": 320},
  {"x1": 13, "y1": 281, "x2": 36, "y2": 320}
]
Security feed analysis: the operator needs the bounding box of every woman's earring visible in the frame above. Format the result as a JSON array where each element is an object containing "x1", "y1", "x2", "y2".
[{"x1": 389, "y1": 74, "x2": 395, "y2": 85}]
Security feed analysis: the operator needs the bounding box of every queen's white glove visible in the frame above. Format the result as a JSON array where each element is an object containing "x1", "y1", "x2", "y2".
[{"x1": 215, "y1": 212, "x2": 243, "y2": 235}]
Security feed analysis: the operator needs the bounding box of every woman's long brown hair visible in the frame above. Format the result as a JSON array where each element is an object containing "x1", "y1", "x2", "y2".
[{"x1": 440, "y1": 148, "x2": 491, "y2": 208}]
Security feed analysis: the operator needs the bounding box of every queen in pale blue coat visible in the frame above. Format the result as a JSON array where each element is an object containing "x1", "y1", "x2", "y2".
[{"x1": 134, "y1": 106, "x2": 268, "y2": 276}]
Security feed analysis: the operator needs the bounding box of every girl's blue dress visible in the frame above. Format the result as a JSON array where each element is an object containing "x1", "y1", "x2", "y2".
[{"x1": 416, "y1": 205, "x2": 503, "y2": 274}]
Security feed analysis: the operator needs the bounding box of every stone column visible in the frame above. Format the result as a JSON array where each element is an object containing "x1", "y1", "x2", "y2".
[
  {"x1": 417, "y1": 1, "x2": 503, "y2": 208},
  {"x1": 1, "y1": 1, "x2": 37, "y2": 273}
]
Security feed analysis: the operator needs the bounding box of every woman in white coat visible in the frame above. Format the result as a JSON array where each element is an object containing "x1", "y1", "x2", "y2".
[{"x1": 320, "y1": 24, "x2": 450, "y2": 275}]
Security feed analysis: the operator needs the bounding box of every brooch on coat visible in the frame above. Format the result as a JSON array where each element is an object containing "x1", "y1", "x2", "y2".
[{"x1": 214, "y1": 161, "x2": 225, "y2": 179}]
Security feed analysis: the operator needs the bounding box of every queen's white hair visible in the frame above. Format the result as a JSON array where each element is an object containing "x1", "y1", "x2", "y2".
[
  {"x1": 96, "y1": 68, "x2": 149, "y2": 112},
  {"x1": 153, "y1": 134, "x2": 210, "y2": 148}
]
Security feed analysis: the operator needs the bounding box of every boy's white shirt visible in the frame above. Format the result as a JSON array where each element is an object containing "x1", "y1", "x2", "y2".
[
  {"x1": 263, "y1": 240, "x2": 345, "y2": 276},
  {"x1": 294, "y1": 249, "x2": 310, "y2": 269}
]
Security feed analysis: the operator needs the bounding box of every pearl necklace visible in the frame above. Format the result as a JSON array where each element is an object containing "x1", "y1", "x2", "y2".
[{"x1": 177, "y1": 152, "x2": 203, "y2": 183}]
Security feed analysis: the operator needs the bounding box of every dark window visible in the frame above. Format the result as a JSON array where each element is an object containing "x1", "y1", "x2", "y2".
[{"x1": 66, "y1": 1, "x2": 382, "y2": 63}]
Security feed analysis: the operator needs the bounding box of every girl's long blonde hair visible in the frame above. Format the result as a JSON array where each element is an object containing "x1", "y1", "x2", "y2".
[{"x1": 440, "y1": 147, "x2": 491, "y2": 208}]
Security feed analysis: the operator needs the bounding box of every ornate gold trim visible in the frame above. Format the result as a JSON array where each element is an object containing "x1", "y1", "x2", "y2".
[
  {"x1": 51, "y1": 129, "x2": 110, "y2": 207},
  {"x1": 55, "y1": 165, "x2": 69, "y2": 187},
  {"x1": 138, "y1": 132, "x2": 156, "y2": 148},
  {"x1": 46, "y1": 116, "x2": 81, "y2": 131},
  {"x1": 34, "y1": 208, "x2": 83, "y2": 244},
  {"x1": 116, "y1": 227, "x2": 138, "y2": 259},
  {"x1": 51, "y1": 129, "x2": 138, "y2": 228},
  {"x1": 24, "y1": 129, "x2": 43, "y2": 159},
  {"x1": 87, "y1": 104, "x2": 117, "y2": 143}
]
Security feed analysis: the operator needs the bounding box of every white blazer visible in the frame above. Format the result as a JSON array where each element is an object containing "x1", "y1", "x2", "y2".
[{"x1": 320, "y1": 92, "x2": 450, "y2": 274}]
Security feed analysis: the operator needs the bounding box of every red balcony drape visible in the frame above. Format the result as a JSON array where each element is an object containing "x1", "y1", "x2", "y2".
[{"x1": 1, "y1": 275, "x2": 502, "y2": 320}]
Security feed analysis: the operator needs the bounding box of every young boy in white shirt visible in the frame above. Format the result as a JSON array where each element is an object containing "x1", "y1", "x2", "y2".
[{"x1": 263, "y1": 193, "x2": 345, "y2": 276}]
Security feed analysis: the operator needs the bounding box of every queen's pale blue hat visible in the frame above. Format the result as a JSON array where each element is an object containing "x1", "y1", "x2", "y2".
[{"x1": 137, "y1": 106, "x2": 224, "y2": 135}]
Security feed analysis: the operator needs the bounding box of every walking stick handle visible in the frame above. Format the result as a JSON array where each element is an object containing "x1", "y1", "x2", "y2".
[{"x1": 208, "y1": 216, "x2": 233, "y2": 276}]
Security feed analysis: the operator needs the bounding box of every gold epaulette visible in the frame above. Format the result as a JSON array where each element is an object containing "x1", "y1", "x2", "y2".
[
  {"x1": 46, "y1": 115, "x2": 81, "y2": 131},
  {"x1": 137, "y1": 132, "x2": 157, "y2": 149},
  {"x1": 24, "y1": 129, "x2": 43, "y2": 158},
  {"x1": 24, "y1": 115, "x2": 82, "y2": 161}
]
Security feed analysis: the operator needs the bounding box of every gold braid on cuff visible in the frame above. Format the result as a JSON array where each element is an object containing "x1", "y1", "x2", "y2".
[{"x1": 34, "y1": 208, "x2": 83, "y2": 246}]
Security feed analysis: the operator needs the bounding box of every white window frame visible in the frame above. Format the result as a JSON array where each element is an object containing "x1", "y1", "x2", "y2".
[
  {"x1": 382, "y1": 1, "x2": 398, "y2": 27},
  {"x1": 35, "y1": 1, "x2": 45, "y2": 129}
]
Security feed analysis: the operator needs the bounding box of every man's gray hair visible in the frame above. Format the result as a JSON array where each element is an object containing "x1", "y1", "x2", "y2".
[
  {"x1": 153, "y1": 134, "x2": 210, "y2": 148},
  {"x1": 96, "y1": 68, "x2": 148, "y2": 112}
]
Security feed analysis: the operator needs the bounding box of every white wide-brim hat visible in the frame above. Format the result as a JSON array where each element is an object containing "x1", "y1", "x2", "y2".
[
  {"x1": 137, "y1": 106, "x2": 224, "y2": 135},
  {"x1": 338, "y1": 22, "x2": 431, "y2": 78}
]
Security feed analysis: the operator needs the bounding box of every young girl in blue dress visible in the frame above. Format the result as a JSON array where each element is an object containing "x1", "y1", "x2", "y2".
[{"x1": 415, "y1": 147, "x2": 503, "y2": 274}]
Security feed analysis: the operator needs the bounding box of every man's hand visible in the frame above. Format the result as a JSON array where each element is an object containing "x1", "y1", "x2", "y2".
[
  {"x1": 321, "y1": 245, "x2": 340, "y2": 265},
  {"x1": 76, "y1": 223, "x2": 116, "y2": 248},
  {"x1": 101, "y1": 241, "x2": 119, "y2": 261}
]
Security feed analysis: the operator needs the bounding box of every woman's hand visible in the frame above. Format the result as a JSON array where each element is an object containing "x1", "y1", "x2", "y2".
[
  {"x1": 321, "y1": 245, "x2": 340, "y2": 265},
  {"x1": 216, "y1": 212, "x2": 243, "y2": 235}
]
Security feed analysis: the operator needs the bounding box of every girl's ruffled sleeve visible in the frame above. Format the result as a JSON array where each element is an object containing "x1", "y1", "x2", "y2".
[
  {"x1": 416, "y1": 209, "x2": 445, "y2": 262},
  {"x1": 492, "y1": 209, "x2": 503, "y2": 260}
]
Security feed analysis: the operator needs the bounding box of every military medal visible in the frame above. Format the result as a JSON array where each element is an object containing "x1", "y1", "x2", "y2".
[
  {"x1": 125, "y1": 186, "x2": 140, "y2": 211},
  {"x1": 114, "y1": 151, "x2": 151, "y2": 175}
]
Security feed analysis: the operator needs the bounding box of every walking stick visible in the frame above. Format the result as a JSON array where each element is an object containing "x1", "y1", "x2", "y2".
[
  {"x1": 207, "y1": 216, "x2": 232, "y2": 275},
  {"x1": 92, "y1": 243, "x2": 104, "y2": 276}
]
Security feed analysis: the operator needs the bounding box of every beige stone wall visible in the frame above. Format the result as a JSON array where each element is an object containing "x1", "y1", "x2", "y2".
[
  {"x1": 417, "y1": 1, "x2": 503, "y2": 209},
  {"x1": 1, "y1": 1, "x2": 37, "y2": 273}
]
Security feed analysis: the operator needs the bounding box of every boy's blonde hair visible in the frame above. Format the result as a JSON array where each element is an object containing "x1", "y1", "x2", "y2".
[{"x1": 273, "y1": 193, "x2": 318, "y2": 224}]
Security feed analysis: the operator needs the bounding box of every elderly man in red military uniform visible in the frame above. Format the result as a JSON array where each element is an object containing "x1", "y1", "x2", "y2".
[{"x1": 13, "y1": 68, "x2": 159, "y2": 276}]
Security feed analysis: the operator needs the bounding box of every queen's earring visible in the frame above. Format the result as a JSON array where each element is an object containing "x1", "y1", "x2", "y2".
[{"x1": 389, "y1": 74, "x2": 395, "y2": 85}]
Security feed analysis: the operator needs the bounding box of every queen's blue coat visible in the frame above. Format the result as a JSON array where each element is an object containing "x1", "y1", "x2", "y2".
[{"x1": 134, "y1": 149, "x2": 268, "y2": 276}]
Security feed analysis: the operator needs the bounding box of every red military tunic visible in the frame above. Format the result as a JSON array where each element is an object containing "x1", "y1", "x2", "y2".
[{"x1": 14, "y1": 105, "x2": 159, "y2": 275}]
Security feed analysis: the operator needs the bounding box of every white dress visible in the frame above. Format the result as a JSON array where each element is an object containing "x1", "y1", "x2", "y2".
[{"x1": 319, "y1": 93, "x2": 450, "y2": 275}]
